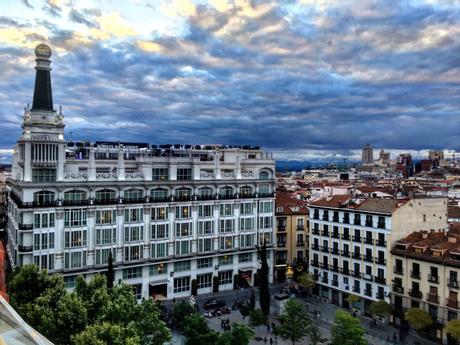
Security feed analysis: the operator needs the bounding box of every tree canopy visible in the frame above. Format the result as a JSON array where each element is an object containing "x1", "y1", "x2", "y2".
[
  {"x1": 405, "y1": 308, "x2": 433, "y2": 331},
  {"x1": 274, "y1": 299, "x2": 311, "y2": 345},
  {"x1": 446, "y1": 320, "x2": 460, "y2": 341},
  {"x1": 331, "y1": 310, "x2": 366, "y2": 345},
  {"x1": 369, "y1": 300, "x2": 391, "y2": 317},
  {"x1": 297, "y1": 272, "x2": 315, "y2": 290},
  {"x1": 7, "y1": 265, "x2": 171, "y2": 345}
]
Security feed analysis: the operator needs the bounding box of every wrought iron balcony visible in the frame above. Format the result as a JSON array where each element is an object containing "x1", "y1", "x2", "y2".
[
  {"x1": 393, "y1": 266, "x2": 404, "y2": 275},
  {"x1": 411, "y1": 270, "x2": 421, "y2": 279},
  {"x1": 427, "y1": 293, "x2": 439, "y2": 304},
  {"x1": 408, "y1": 290, "x2": 422, "y2": 299},
  {"x1": 448, "y1": 279, "x2": 459, "y2": 289},
  {"x1": 428, "y1": 274, "x2": 439, "y2": 283}
]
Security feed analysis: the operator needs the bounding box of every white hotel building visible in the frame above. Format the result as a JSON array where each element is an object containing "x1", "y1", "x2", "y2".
[
  {"x1": 308, "y1": 195, "x2": 447, "y2": 316},
  {"x1": 5, "y1": 44, "x2": 276, "y2": 300}
]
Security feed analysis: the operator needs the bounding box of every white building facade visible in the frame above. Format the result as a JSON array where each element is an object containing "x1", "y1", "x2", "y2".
[
  {"x1": 308, "y1": 196, "x2": 448, "y2": 316},
  {"x1": 6, "y1": 45, "x2": 276, "y2": 300}
]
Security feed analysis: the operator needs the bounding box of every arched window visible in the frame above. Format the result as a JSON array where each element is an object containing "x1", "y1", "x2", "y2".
[
  {"x1": 33, "y1": 191, "x2": 55, "y2": 205},
  {"x1": 150, "y1": 188, "x2": 169, "y2": 202},
  {"x1": 198, "y1": 187, "x2": 213, "y2": 200},
  {"x1": 95, "y1": 189, "x2": 117, "y2": 204},
  {"x1": 64, "y1": 190, "x2": 87, "y2": 205},
  {"x1": 259, "y1": 171, "x2": 270, "y2": 180},
  {"x1": 240, "y1": 186, "x2": 253, "y2": 197},
  {"x1": 175, "y1": 188, "x2": 192, "y2": 201},
  {"x1": 219, "y1": 186, "x2": 234, "y2": 199},
  {"x1": 124, "y1": 189, "x2": 144, "y2": 202}
]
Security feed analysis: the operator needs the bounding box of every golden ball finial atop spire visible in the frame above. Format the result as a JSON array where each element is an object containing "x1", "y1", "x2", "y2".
[{"x1": 35, "y1": 44, "x2": 52, "y2": 59}]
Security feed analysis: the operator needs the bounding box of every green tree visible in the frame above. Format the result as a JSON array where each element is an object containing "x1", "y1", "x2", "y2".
[
  {"x1": 345, "y1": 294, "x2": 360, "y2": 310},
  {"x1": 72, "y1": 322, "x2": 140, "y2": 345},
  {"x1": 405, "y1": 308, "x2": 433, "y2": 331},
  {"x1": 256, "y1": 240, "x2": 270, "y2": 315},
  {"x1": 216, "y1": 323, "x2": 254, "y2": 345},
  {"x1": 136, "y1": 298, "x2": 171, "y2": 345},
  {"x1": 102, "y1": 283, "x2": 138, "y2": 324},
  {"x1": 7, "y1": 264, "x2": 51, "y2": 314},
  {"x1": 308, "y1": 322, "x2": 321, "y2": 345},
  {"x1": 183, "y1": 314, "x2": 218, "y2": 345},
  {"x1": 446, "y1": 320, "x2": 460, "y2": 341},
  {"x1": 369, "y1": 300, "x2": 391, "y2": 317},
  {"x1": 75, "y1": 274, "x2": 110, "y2": 324},
  {"x1": 249, "y1": 308, "x2": 267, "y2": 327},
  {"x1": 331, "y1": 310, "x2": 366, "y2": 345},
  {"x1": 273, "y1": 299, "x2": 311, "y2": 345},
  {"x1": 172, "y1": 300, "x2": 197, "y2": 331},
  {"x1": 298, "y1": 272, "x2": 315, "y2": 291}
]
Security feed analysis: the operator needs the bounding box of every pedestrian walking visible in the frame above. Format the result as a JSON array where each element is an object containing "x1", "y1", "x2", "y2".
[
  {"x1": 266, "y1": 323, "x2": 271, "y2": 332},
  {"x1": 269, "y1": 337, "x2": 273, "y2": 345},
  {"x1": 264, "y1": 336, "x2": 267, "y2": 344}
]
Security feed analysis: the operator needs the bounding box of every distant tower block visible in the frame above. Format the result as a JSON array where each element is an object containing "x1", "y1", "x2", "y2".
[{"x1": 362, "y1": 144, "x2": 373, "y2": 165}]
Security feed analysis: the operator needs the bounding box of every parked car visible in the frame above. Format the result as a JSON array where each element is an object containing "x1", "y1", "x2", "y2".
[{"x1": 203, "y1": 299, "x2": 226, "y2": 310}]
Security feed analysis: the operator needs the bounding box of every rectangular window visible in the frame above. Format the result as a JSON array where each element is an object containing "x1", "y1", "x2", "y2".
[
  {"x1": 173, "y1": 276, "x2": 190, "y2": 293},
  {"x1": 175, "y1": 222, "x2": 192, "y2": 237},
  {"x1": 240, "y1": 233, "x2": 255, "y2": 248},
  {"x1": 259, "y1": 216, "x2": 273, "y2": 229},
  {"x1": 64, "y1": 229, "x2": 87, "y2": 248},
  {"x1": 197, "y1": 258, "x2": 213, "y2": 269},
  {"x1": 260, "y1": 201, "x2": 273, "y2": 213},
  {"x1": 218, "y1": 270, "x2": 233, "y2": 285},
  {"x1": 198, "y1": 205, "x2": 213, "y2": 218},
  {"x1": 123, "y1": 267, "x2": 143, "y2": 279},
  {"x1": 175, "y1": 206, "x2": 191, "y2": 219},
  {"x1": 96, "y1": 227, "x2": 116, "y2": 245},
  {"x1": 198, "y1": 238, "x2": 213, "y2": 253},
  {"x1": 174, "y1": 260, "x2": 191, "y2": 272},
  {"x1": 64, "y1": 209, "x2": 87, "y2": 227},
  {"x1": 220, "y1": 203, "x2": 234, "y2": 216},
  {"x1": 64, "y1": 251, "x2": 86, "y2": 269},
  {"x1": 123, "y1": 245, "x2": 143, "y2": 262},
  {"x1": 149, "y1": 264, "x2": 167, "y2": 276},
  {"x1": 241, "y1": 202, "x2": 254, "y2": 215},
  {"x1": 177, "y1": 168, "x2": 192, "y2": 181},
  {"x1": 151, "y1": 223, "x2": 169, "y2": 240},
  {"x1": 240, "y1": 217, "x2": 254, "y2": 231},
  {"x1": 175, "y1": 240, "x2": 192, "y2": 256},
  {"x1": 198, "y1": 220, "x2": 213, "y2": 235},
  {"x1": 151, "y1": 242, "x2": 168, "y2": 259},
  {"x1": 197, "y1": 273, "x2": 212, "y2": 289},
  {"x1": 219, "y1": 235, "x2": 234, "y2": 250},
  {"x1": 95, "y1": 248, "x2": 116, "y2": 266},
  {"x1": 124, "y1": 208, "x2": 143, "y2": 223},
  {"x1": 151, "y1": 206, "x2": 168, "y2": 220},
  {"x1": 96, "y1": 210, "x2": 116, "y2": 224},
  {"x1": 219, "y1": 219, "x2": 234, "y2": 233},
  {"x1": 218, "y1": 255, "x2": 233, "y2": 266},
  {"x1": 32, "y1": 169, "x2": 56, "y2": 182},
  {"x1": 124, "y1": 226, "x2": 144, "y2": 242},
  {"x1": 152, "y1": 168, "x2": 169, "y2": 181},
  {"x1": 239, "y1": 252, "x2": 252, "y2": 263}
]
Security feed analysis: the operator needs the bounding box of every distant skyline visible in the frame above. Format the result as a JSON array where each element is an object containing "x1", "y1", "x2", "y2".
[{"x1": 1, "y1": 0, "x2": 460, "y2": 163}]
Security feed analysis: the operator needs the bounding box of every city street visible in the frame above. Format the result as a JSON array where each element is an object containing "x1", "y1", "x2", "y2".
[{"x1": 167, "y1": 285, "x2": 439, "y2": 345}]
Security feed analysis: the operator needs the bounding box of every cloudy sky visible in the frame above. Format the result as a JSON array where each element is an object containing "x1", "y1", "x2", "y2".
[{"x1": 0, "y1": 0, "x2": 460, "y2": 163}]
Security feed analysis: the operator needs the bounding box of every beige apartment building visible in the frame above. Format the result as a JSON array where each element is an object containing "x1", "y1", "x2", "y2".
[
  {"x1": 391, "y1": 228, "x2": 460, "y2": 345},
  {"x1": 309, "y1": 195, "x2": 448, "y2": 316},
  {"x1": 275, "y1": 193, "x2": 309, "y2": 282}
]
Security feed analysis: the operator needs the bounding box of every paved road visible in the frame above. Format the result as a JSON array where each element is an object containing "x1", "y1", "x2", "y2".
[{"x1": 165, "y1": 284, "x2": 438, "y2": 345}]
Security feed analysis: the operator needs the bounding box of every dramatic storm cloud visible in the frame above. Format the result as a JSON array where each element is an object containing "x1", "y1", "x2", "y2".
[{"x1": 0, "y1": 0, "x2": 460, "y2": 163}]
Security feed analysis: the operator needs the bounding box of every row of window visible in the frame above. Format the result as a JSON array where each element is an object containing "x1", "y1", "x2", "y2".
[
  {"x1": 312, "y1": 209, "x2": 387, "y2": 229},
  {"x1": 312, "y1": 223, "x2": 386, "y2": 243},
  {"x1": 33, "y1": 185, "x2": 273, "y2": 203}
]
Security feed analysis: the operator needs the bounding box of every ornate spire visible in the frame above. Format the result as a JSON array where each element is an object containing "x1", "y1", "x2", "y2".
[{"x1": 31, "y1": 44, "x2": 53, "y2": 111}]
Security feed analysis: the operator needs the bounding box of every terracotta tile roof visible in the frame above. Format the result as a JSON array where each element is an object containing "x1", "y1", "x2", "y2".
[
  {"x1": 308, "y1": 195, "x2": 352, "y2": 208},
  {"x1": 275, "y1": 193, "x2": 308, "y2": 215}
]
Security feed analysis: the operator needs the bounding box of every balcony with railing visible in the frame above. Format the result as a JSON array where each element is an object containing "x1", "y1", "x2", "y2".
[
  {"x1": 364, "y1": 289, "x2": 372, "y2": 297},
  {"x1": 311, "y1": 260, "x2": 319, "y2": 267},
  {"x1": 296, "y1": 241, "x2": 304, "y2": 247},
  {"x1": 408, "y1": 289, "x2": 423, "y2": 299},
  {"x1": 393, "y1": 266, "x2": 403, "y2": 275},
  {"x1": 18, "y1": 245, "x2": 33, "y2": 253},
  {"x1": 18, "y1": 223, "x2": 33, "y2": 231},
  {"x1": 332, "y1": 232, "x2": 340, "y2": 239},
  {"x1": 365, "y1": 238, "x2": 373, "y2": 245},
  {"x1": 332, "y1": 279, "x2": 339, "y2": 287},
  {"x1": 353, "y1": 252, "x2": 362, "y2": 260},
  {"x1": 277, "y1": 225, "x2": 286, "y2": 232},
  {"x1": 322, "y1": 230, "x2": 330, "y2": 237},
  {"x1": 353, "y1": 271, "x2": 361, "y2": 278},
  {"x1": 343, "y1": 215, "x2": 350, "y2": 224},
  {"x1": 322, "y1": 276, "x2": 329, "y2": 284},
  {"x1": 377, "y1": 221, "x2": 386, "y2": 229},
  {"x1": 321, "y1": 246, "x2": 329, "y2": 253},
  {"x1": 376, "y1": 292, "x2": 385, "y2": 300},
  {"x1": 428, "y1": 274, "x2": 439, "y2": 283},
  {"x1": 363, "y1": 273, "x2": 373, "y2": 281},
  {"x1": 353, "y1": 236, "x2": 361, "y2": 243},
  {"x1": 411, "y1": 270, "x2": 421, "y2": 279},
  {"x1": 312, "y1": 228, "x2": 320, "y2": 235},
  {"x1": 392, "y1": 284, "x2": 404, "y2": 294},
  {"x1": 352, "y1": 286, "x2": 360, "y2": 293},
  {"x1": 376, "y1": 240, "x2": 387, "y2": 247},
  {"x1": 331, "y1": 248, "x2": 339, "y2": 255},
  {"x1": 364, "y1": 255, "x2": 373, "y2": 263},
  {"x1": 374, "y1": 276, "x2": 386, "y2": 284},
  {"x1": 331, "y1": 266, "x2": 339, "y2": 273},
  {"x1": 332, "y1": 216, "x2": 339, "y2": 222},
  {"x1": 322, "y1": 262, "x2": 329, "y2": 270},
  {"x1": 375, "y1": 258, "x2": 387, "y2": 265},
  {"x1": 312, "y1": 244, "x2": 320, "y2": 251},
  {"x1": 341, "y1": 234, "x2": 350, "y2": 240},
  {"x1": 296, "y1": 225, "x2": 304, "y2": 231},
  {"x1": 341, "y1": 250, "x2": 350, "y2": 256},
  {"x1": 277, "y1": 242, "x2": 286, "y2": 248},
  {"x1": 427, "y1": 293, "x2": 439, "y2": 304},
  {"x1": 448, "y1": 279, "x2": 459, "y2": 289}
]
